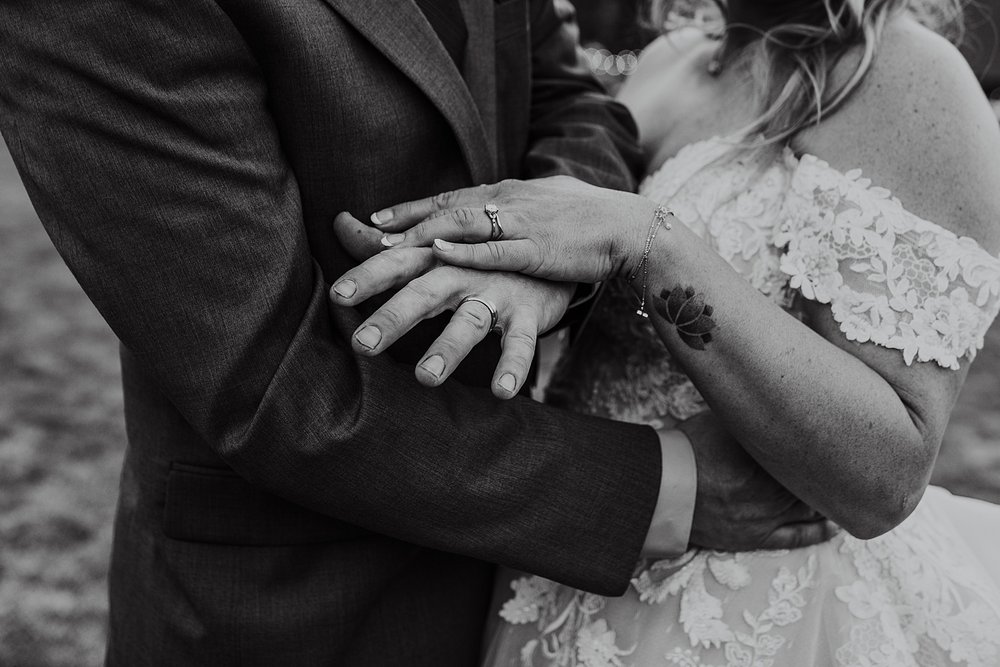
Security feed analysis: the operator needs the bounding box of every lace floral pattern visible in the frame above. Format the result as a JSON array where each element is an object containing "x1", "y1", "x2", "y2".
[
  {"x1": 499, "y1": 577, "x2": 635, "y2": 667},
  {"x1": 637, "y1": 551, "x2": 816, "y2": 667},
  {"x1": 489, "y1": 138, "x2": 1000, "y2": 667},
  {"x1": 777, "y1": 152, "x2": 1000, "y2": 370},
  {"x1": 494, "y1": 503, "x2": 1000, "y2": 667},
  {"x1": 832, "y1": 498, "x2": 1000, "y2": 667}
]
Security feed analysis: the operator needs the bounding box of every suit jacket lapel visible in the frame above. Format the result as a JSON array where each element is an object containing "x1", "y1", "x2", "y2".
[
  {"x1": 458, "y1": 0, "x2": 497, "y2": 170},
  {"x1": 321, "y1": 0, "x2": 496, "y2": 184}
]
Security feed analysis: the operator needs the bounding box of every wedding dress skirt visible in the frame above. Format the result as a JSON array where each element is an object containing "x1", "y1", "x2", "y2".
[
  {"x1": 927, "y1": 486, "x2": 1000, "y2": 590},
  {"x1": 484, "y1": 485, "x2": 1000, "y2": 667},
  {"x1": 483, "y1": 138, "x2": 1000, "y2": 666}
]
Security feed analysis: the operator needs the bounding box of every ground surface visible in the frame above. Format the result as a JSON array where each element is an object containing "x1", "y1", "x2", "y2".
[{"x1": 1, "y1": 136, "x2": 999, "y2": 665}]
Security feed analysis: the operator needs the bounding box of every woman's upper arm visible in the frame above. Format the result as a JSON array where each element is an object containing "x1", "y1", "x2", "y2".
[{"x1": 791, "y1": 17, "x2": 1000, "y2": 442}]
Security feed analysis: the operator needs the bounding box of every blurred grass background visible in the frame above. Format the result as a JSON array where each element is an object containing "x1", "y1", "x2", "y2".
[
  {"x1": 0, "y1": 143, "x2": 123, "y2": 666},
  {"x1": 1, "y1": 6, "x2": 1000, "y2": 665}
]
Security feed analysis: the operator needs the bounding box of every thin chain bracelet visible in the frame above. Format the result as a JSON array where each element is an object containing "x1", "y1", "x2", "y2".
[{"x1": 626, "y1": 205, "x2": 672, "y2": 318}]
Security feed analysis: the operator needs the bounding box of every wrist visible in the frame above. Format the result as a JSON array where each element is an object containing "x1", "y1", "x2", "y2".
[
  {"x1": 612, "y1": 195, "x2": 661, "y2": 281},
  {"x1": 535, "y1": 279, "x2": 576, "y2": 334},
  {"x1": 620, "y1": 200, "x2": 673, "y2": 318}
]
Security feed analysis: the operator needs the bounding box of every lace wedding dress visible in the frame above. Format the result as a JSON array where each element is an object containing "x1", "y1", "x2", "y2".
[{"x1": 483, "y1": 137, "x2": 1000, "y2": 667}]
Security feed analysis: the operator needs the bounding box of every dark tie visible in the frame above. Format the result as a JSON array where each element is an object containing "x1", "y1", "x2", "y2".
[{"x1": 413, "y1": 0, "x2": 468, "y2": 69}]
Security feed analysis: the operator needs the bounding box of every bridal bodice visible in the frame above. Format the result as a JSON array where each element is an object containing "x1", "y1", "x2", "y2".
[
  {"x1": 546, "y1": 137, "x2": 1000, "y2": 424},
  {"x1": 493, "y1": 138, "x2": 1000, "y2": 667}
]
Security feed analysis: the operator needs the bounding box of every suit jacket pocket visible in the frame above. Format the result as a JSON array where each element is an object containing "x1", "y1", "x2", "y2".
[{"x1": 163, "y1": 462, "x2": 371, "y2": 545}]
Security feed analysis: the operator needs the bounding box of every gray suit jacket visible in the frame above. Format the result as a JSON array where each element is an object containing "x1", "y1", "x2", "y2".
[{"x1": 0, "y1": 0, "x2": 661, "y2": 664}]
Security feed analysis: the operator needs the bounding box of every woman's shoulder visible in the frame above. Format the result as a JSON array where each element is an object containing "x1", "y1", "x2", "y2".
[
  {"x1": 848, "y1": 13, "x2": 990, "y2": 133},
  {"x1": 795, "y1": 14, "x2": 1000, "y2": 253}
]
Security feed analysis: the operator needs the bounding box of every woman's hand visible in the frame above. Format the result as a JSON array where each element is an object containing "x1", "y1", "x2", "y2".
[{"x1": 366, "y1": 176, "x2": 661, "y2": 283}]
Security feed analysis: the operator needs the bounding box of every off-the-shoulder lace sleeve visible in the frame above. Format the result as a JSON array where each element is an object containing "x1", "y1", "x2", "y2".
[{"x1": 774, "y1": 152, "x2": 1000, "y2": 370}]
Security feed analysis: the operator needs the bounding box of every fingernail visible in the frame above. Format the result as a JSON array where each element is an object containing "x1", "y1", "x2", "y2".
[
  {"x1": 419, "y1": 355, "x2": 445, "y2": 378},
  {"x1": 371, "y1": 210, "x2": 393, "y2": 226},
  {"x1": 498, "y1": 373, "x2": 517, "y2": 393},
  {"x1": 434, "y1": 238, "x2": 454, "y2": 252},
  {"x1": 355, "y1": 325, "x2": 382, "y2": 350},
  {"x1": 381, "y1": 233, "x2": 405, "y2": 247},
  {"x1": 333, "y1": 280, "x2": 357, "y2": 298}
]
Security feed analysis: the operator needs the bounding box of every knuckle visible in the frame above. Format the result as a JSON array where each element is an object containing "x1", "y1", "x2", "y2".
[
  {"x1": 347, "y1": 264, "x2": 376, "y2": 288},
  {"x1": 503, "y1": 326, "x2": 537, "y2": 350},
  {"x1": 433, "y1": 329, "x2": 476, "y2": 359},
  {"x1": 374, "y1": 307, "x2": 405, "y2": 332},
  {"x1": 432, "y1": 190, "x2": 454, "y2": 211},
  {"x1": 376, "y1": 249, "x2": 410, "y2": 275},
  {"x1": 429, "y1": 337, "x2": 462, "y2": 358},
  {"x1": 455, "y1": 306, "x2": 491, "y2": 331},
  {"x1": 495, "y1": 179, "x2": 517, "y2": 196},
  {"x1": 453, "y1": 207, "x2": 479, "y2": 233},
  {"x1": 399, "y1": 276, "x2": 439, "y2": 303},
  {"x1": 502, "y1": 345, "x2": 534, "y2": 375}
]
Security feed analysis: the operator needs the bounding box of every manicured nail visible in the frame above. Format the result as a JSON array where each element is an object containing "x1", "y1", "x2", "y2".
[
  {"x1": 381, "y1": 233, "x2": 405, "y2": 247},
  {"x1": 419, "y1": 355, "x2": 445, "y2": 378},
  {"x1": 498, "y1": 373, "x2": 517, "y2": 393},
  {"x1": 355, "y1": 325, "x2": 382, "y2": 350},
  {"x1": 371, "y1": 210, "x2": 393, "y2": 226},
  {"x1": 333, "y1": 280, "x2": 357, "y2": 298},
  {"x1": 434, "y1": 238, "x2": 454, "y2": 252}
]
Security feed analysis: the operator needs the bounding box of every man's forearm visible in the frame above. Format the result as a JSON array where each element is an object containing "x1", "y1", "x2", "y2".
[
  {"x1": 0, "y1": 0, "x2": 663, "y2": 597},
  {"x1": 522, "y1": 0, "x2": 645, "y2": 190}
]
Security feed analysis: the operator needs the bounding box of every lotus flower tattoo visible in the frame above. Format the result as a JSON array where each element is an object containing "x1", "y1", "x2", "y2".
[{"x1": 656, "y1": 286, "x2": 717, "y2": 350}]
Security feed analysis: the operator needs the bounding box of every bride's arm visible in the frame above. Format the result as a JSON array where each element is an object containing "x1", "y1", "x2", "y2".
[
  {"x1": 630, "y1": 20, "x2": 1000, "y2": 538},
  {"x1": 642, "y1": 23, "x2": 1000, "y2": 538},
  {"x1": 355, "y1": 26, "x2": 1000, "y2": 539},
  {"x1": 633, "y1": 213, "x2": 974, "y2": 539}
]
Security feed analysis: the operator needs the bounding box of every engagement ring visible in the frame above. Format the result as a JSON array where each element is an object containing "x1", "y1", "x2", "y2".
[{"x1": 484, "y1": 203, "x2": 504, "y2": 241}]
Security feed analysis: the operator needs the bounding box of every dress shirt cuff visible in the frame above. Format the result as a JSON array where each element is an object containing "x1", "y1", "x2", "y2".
[{"x1": 641, "y1": 427, "x2": 697, "y2": 558}]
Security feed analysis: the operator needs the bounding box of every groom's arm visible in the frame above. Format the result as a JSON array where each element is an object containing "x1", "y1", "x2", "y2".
[
  {"x1": 0, "y1": 0, "x2": 671, "y2": 595},
  {"x1": 522, "y1": 2, "x2": 700, "y2": 556},
  {"x1": 521, "y1": 0, "x2": 645, "y2": 189}
]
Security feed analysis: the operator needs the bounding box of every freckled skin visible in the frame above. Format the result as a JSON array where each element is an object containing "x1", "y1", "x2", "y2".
[{"x1": 614, "y1": 11, "x2": 1000, "y2": 537}]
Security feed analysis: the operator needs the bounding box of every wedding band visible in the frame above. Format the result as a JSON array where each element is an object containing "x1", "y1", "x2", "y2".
[
  {"x1": 485, "y1": 203, "x2": 504, "y2": 241},
  {"x1": 458, "y1": 295, "x2": 499, "y2": 332}
]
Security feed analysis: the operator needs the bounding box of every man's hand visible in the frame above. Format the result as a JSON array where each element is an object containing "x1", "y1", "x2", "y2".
[
  {"x1": 677, "y1": 411, "x2": 840, "y2": 551},
  {"x1": 331, "y1": 212, "x2": 573, "y2": 398}
]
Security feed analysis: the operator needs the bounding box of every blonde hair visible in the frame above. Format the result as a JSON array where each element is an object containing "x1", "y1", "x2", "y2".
[{"x1": 651, "y1": 0, "x2": 966, "y2": 149}]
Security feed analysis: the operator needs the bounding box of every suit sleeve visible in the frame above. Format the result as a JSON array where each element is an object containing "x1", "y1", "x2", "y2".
[
  {"x1": 0, "y1": 0, "x2": 663, "y2": 595},
  {"x1": 522, "y1": 0, "x2": 646, "y2": 190}
]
